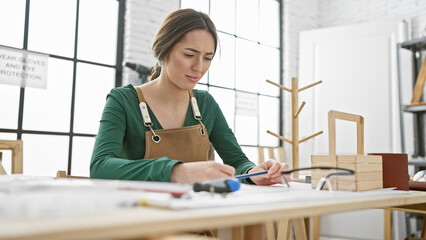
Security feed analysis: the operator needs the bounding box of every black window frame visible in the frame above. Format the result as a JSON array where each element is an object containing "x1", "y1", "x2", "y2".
[{"x1": 0, "y1": 0, "x2": 125, "y2": 175}]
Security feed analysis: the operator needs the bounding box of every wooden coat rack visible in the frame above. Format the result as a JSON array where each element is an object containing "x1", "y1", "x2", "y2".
[{"x1": 266, "y1": 77, "x2": 323, "y2": 178}]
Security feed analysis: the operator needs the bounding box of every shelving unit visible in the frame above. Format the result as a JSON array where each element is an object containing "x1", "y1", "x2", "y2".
[
  {"x1": 397, "y1": 36, "x2": 426, "y2": 239},
  {"x1": 397, "y1": 36, "x2": 426, "y2": 159}
]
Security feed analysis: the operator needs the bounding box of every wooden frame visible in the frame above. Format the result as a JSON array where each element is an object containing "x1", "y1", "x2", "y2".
[
  {"x1": 0, "y1": 140, "x2": 23, "y2": 174},
  {"x1": 312, "y1": 110, "x2": 382, "y2": 192},
  {"x1": 327, "y1": 110, "x2": 364, "y2": 167}
]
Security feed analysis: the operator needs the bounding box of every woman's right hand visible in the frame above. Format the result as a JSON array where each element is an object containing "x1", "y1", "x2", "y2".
[{"x1": 171, "y1": 161, "x2": 235, "y2": 185}]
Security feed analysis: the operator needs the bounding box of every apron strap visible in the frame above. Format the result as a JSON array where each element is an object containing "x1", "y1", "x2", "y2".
[
  {"x1": 189, "y1": 91, "x2": 202, "y2": 121},
  {"x1": 135, "y1": 86, "x2": 154, "y2": 129},
  {"x1": 135, "y1": 86, "x2": 203, "y2": 124},
  {"x1": 135, "y1": 86, "x2": 145, "y2": 103}
]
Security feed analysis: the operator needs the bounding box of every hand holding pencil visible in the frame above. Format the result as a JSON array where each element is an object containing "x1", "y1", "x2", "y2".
[{"x1": 245, "y1": 160, "x2": 290, "y2": 186}]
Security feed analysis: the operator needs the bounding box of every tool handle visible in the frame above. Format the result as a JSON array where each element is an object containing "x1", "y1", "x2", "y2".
[{"x1": 193, "y1": 178, "x2": 240, "y2": 193}]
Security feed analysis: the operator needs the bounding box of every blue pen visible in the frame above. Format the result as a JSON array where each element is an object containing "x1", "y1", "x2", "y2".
[
  {"x1": 235, "y1": 170, "x2": 290, "y2": 187},
  {"x1": 234, "y1": 170, "x2": 268, "y2": 179}
]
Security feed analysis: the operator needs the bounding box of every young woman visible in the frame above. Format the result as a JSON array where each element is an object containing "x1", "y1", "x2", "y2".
[{"x1": 90, "y1": 8, "x2": 288, "y2": 185}]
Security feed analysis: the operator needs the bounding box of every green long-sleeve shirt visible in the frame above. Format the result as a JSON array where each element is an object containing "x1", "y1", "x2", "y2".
[{"x1": 90, "y1": 84, "x2": 255, "y2": 182}]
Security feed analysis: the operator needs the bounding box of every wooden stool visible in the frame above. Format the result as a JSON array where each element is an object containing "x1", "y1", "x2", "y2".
[{"x1": 0, "y1": 140, "x2": 23, "y2": 174}]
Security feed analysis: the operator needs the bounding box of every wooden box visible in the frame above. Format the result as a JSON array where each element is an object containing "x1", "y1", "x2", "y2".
[{"x1": 311, "y1": 111, "x2": 383, "y2": 192}]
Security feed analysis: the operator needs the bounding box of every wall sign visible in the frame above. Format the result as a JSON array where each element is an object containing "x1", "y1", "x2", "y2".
[{"x1": 0, "y1": 46, "x2": 48, "y2": 89}]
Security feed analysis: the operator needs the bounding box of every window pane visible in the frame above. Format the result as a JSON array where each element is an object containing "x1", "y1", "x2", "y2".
[
  {"x1": 235, "y1": 91, "x2": 258, "y2": 145},
  {"x1": 0, "y1": 84, "x2": 20, "y2": 129},
  {"x1": 71, "y1": 136, "x2": 95, "y2": 177},
  {"x1": 199, "y1": 71, "x2": 208, "y2": 84},
  {"x1": 259, "y1": 96, "x2": 279, "y2": 146},
  {"x1": 0, "y1": 133, "x2": 17, "y2": 140},
  {"x1": 241, "y1": 146, "x2": 258, "y2": 164},
  {"x1": 259, "y1": 0, "x2": 279, "y2": 47},
  {"x1": 235, "y1": 115, "x2": 258, "y2": 145},
  {"x1": 259, "y1": 45, "x2": 280, "y2": 96},
  {"x1": 194, "y1": 84, "x2": 208, "y2": 91},
  {"x1": 28, "y1": 0, "x2": 76, "y2": 57},
  {"x1": 209, "y1": 33, "x2": 235, "y2": 89},
  {"x1": 180, "y1": 0, "x2": 209, "y2": 14},
  {"x1": 22, "y1": 134, "x2": 69, "y2": 177},
  {"x1": 211, "y1": 0, "x2": 235, "y2": 34},
  {"x1": 236, "y1": 0, "x2": 258, "y2": 41},
  {"x1": 235, "y1": 38, "x2": 259, "y2": 93},
  {"x1": 23, "y1": 58, "x2": 73, "y2": 132},
  {"x1": 209, "y1": 87, "x2": 235, "y2": 130},
  {"x1": 74, "y1": 63, "x2": 115, "y2": 134},
  {"x1": 78, "y1": 0, "x2": 118, "y2": 65},
  {"x1": 0, "y1": 0, "x2": 25, "y2": 48}
]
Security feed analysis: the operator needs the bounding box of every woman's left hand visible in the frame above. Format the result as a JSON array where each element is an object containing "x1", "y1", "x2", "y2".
[{"x1": 248, "y1": 160, "x2": 290, "y2": 186}]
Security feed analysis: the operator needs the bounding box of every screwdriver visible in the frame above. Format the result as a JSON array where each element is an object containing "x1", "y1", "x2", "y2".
[
  {"x1": 193, "y1": 171, "x2": 271, "y2": 194},
  {"x1": 193, "y1": 177, "x2": 240, "y2": 193}
]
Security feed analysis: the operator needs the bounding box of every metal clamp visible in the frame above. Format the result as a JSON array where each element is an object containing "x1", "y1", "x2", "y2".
[{"x1": 147, "y1": 125, "x2": 161, "y2": 143}]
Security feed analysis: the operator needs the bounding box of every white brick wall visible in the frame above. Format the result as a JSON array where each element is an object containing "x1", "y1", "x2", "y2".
[
  {"x1": 281, "y1": 0, "x2": 426, "y2": 161},
  {"x1": 124, "y1": 0, "x2": 426, "y2": 85},
  {"x1": 282, "y1": 0, "x2": 320, "y2": 163},
  {"x1": 320, "y1": 0, "x2": 426, "y2": 40},
  {"x1": 122, "y1": 0, "x2": 179, "y2": 86}
]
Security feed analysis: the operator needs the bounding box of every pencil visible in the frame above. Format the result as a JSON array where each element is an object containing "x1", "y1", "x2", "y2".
[{"x1": 234, "y1": 170, "x2": 268, "y2": 179}]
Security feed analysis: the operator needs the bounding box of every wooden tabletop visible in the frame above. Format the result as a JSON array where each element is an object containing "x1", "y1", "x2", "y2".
[{"x1": 1, "y1": 190, "x2": 426, "y2": 240}]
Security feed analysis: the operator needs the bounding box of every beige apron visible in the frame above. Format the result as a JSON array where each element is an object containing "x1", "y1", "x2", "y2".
[{"x1": 135, "y1": 87, "x2": 210, "y2": 162}]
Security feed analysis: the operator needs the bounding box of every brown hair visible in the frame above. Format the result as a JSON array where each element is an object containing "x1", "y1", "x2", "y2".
[{"x1": 149, "y1": 8, "x2": 218, "y2": 81}]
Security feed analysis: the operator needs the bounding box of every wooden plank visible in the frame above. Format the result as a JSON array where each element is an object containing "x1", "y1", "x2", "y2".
[
  {"x1": 411, "y1": 56, "x2": 426, "y2": 104},
  {"x1": 268, "y1": 148, "x2": 274, "y2": 160},
  {"x1": 276, "y1": 219, "x2": 291, "y2": 240},
  {"x1": 311, "y1": 169, "x2": 337, "y2": 179},
  {"x1": 338, "y1": 155, "x2": 382, "y2": 163},
  {"x1": 384, "y1": 209, "x2": 392, "y2": 240},
  {"x1": 293, "y1": 218, "x2": 308, "y2": 240},
  {"x1": 232, "y1": 226, "x2": 243, "y2": 240},
  {"x1": 357, "y1": 120, "x2": 364, "y2": 155},
  {"x1": 405, "y1": 102, "x2": 426, "y2": 107},
  {"x1": 339, "y1": 172, "x2": 383, "y2": 181},
  {"x1": 336, "y1": 155, "x2": 358, "y2": 163},
  {"x1": 312, "y1": 216, "x2": 320, "y2": 240},
  {"x1": 277, "y1": 147, "x2": 285, "y2": 164},
  {"x1": 231, "y1": 226, "x2": 243, "y2": 240},
  {"x1": 264, "y1": 221, "x2": 276, "y2": 240},
  {"x1": 328, "y1": 111, "x2": 337, "y2": 168},
  {"x1": 338, "y1": 163, "x2": 382, "y2": 172},
  {"x1": 0, "y1": 152, "x2": 6, "y2": 175},
  {"x1": 339, "y1": 180, "x2": 382, "y2": 191},
  {"x1": 313, "y1": 155, "x2": 382, "y2": 164},
  {"x1": 292, "y1": 77, "x2": 300, "y2": 177},
  {"x1": 244, "y1": 224, "x2": 263, "y2": 240},
  {"x1": 257, "y1": 147, "x2": 265, "y2": 164},
  {"x1": 329, "y1": 110, "x2": 364, "y2": 124},
  {"x1": 311, "y1": 155, "x2": 330, "y2": 163}
]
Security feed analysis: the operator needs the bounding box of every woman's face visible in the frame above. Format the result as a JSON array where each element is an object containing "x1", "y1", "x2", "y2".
[{"x1": 162, "y1": 29, "x2": 215, "y2": 90}]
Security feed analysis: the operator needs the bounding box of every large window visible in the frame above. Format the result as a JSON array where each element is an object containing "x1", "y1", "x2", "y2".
[
  {"x1": 0, "y1": 0, "x2": 125, "y2": 176},
  {"x1": 181, "y1": 0, "x2": 282, "y2": 164}
]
